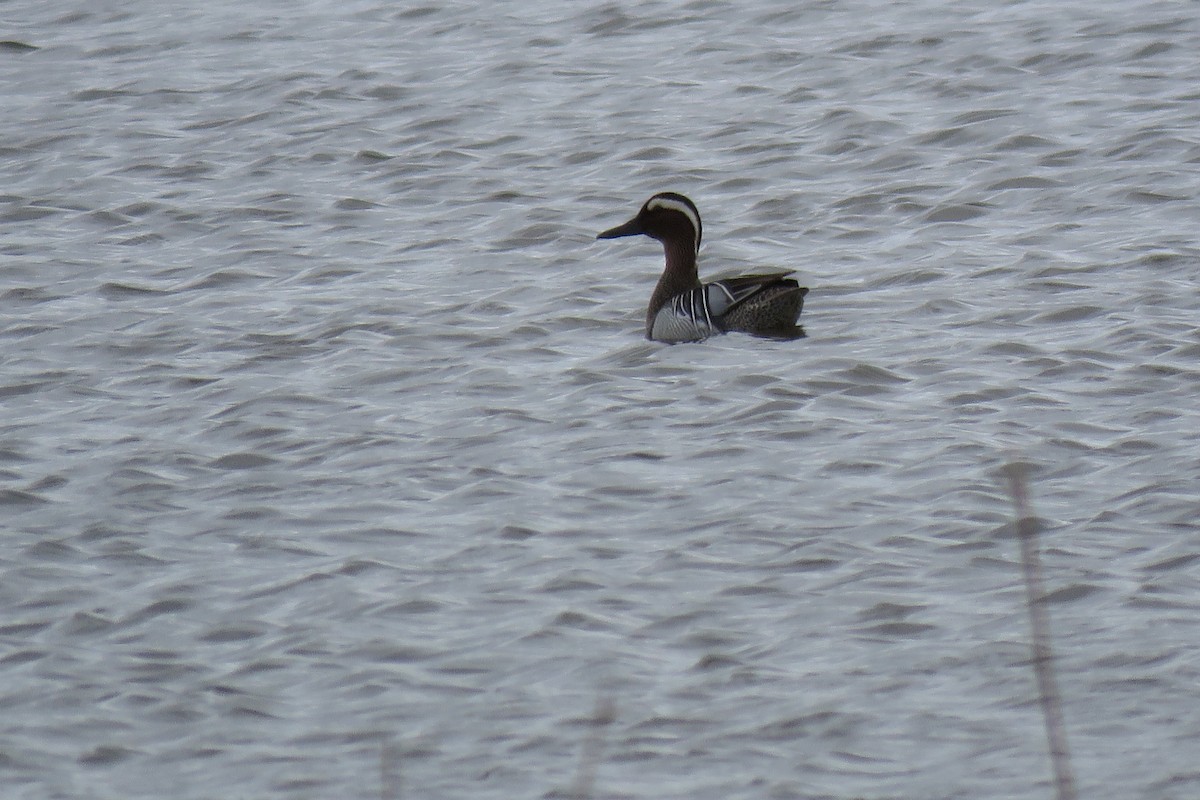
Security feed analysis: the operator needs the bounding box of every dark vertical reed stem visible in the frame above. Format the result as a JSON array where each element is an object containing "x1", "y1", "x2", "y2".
[
  {"x1": 1002, "y1": 463, "x2": 1078, "y2": 800},
  {"x1": 380, "y1": 738, "x2": 401, "y2": 800},
  {"x1": 569, "y1": 695, "x2": 616, "y2": 799}
]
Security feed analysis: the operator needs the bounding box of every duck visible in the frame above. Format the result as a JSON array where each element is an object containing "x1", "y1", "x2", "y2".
[{"x1": 596, "y1": 192, "x2": 808, "y2": 343}]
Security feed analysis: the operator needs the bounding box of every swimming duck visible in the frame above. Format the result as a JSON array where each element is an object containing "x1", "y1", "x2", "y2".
[{"x1": 596, "y1": 192, "x2": 808, "y2": 343}]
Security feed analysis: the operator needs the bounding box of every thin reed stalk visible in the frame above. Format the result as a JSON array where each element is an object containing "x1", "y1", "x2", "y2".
[
  {"x1": 380, "y1": 737, "x2": 401, "y2": 800},
  {"x1": 568, "y1": 695, "x2": 616, "y2": 799},
  {"x1": 1002, "y1": 462, "x2": 1078, "y2": 800}
]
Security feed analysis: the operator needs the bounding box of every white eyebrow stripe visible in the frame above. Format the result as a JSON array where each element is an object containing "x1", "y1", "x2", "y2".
[{"x1": 647, "y1": 197, "x2": 701, "y2": 250}]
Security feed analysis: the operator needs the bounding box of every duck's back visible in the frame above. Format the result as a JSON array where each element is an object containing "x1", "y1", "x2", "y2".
[{"x1": 648, "y1": 273, "x2": 807, "y2": 343}]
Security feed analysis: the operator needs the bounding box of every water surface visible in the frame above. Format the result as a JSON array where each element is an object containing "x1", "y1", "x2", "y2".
[{"x1": 2, "y1": 1, "x2": 1199, "y2": 798}]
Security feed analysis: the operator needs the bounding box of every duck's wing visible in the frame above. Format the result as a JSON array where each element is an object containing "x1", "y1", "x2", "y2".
[
  {"x1": 704, "y1": 274, "x2": 793, "y2": 315},
  {"x1": 708, "y1": 274, "x2": 808, "y2": 337}
]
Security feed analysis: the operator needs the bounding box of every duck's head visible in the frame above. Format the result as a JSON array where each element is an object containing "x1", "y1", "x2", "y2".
[{"x1": 596, "y1": 192, "x2": 702, "y2": 252}]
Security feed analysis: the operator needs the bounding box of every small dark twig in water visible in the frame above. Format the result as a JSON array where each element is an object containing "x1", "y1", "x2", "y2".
[
  {"x1": 568, "y1": 695, "x2": 616, "y2": 799},
  {"x1": 0, "y1": 40, "x2": 40, "y2": 52},
  {"x1": 1001, "y1": 462, "x2": 1078, "y2": 800}
]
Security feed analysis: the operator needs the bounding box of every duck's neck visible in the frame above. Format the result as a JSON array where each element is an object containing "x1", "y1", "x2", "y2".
[{"x1": 646, "y1": 239, "x2": 701, "y2": 333}]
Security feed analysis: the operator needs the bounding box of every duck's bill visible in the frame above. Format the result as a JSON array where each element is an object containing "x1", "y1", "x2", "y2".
[{"x1": 596, "y1": 218, "x2": 643, "y2": 239}]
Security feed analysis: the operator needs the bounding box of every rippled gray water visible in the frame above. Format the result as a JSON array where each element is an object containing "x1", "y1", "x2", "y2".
[{"x1": 3, "y1": 1, "x2": 1199, "y2": 798}]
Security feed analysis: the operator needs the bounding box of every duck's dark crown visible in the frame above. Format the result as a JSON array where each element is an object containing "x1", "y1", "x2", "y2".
[{"x1": 596, "y1": 191, "x2": 702, "y2": 252}]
